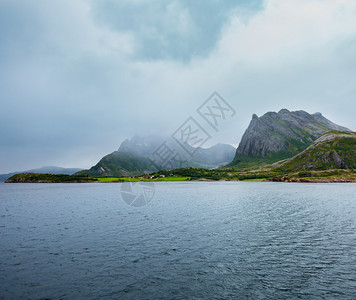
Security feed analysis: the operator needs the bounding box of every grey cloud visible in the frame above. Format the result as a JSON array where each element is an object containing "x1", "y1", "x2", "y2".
[
  {"x1": 89, "y1": 0, "x2": 263, "y2": 61},
  {"x1": 0, "y1": 0, "x2": 355, "y2": 174}
]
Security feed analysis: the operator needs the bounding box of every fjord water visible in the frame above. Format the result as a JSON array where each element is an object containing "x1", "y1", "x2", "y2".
[{"x1": 1, "y1": 182, "x2": 356, "y2": 299}]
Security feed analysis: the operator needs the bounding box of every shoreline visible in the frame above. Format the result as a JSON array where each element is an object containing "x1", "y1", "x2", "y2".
[{"x1": 5, "y1": 178, "x2": 356, "y2": 184}]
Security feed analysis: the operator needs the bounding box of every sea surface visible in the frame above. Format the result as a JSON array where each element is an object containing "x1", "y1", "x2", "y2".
[{"x1": 1, "y1": 182, "x2": 356, "y2": 299}]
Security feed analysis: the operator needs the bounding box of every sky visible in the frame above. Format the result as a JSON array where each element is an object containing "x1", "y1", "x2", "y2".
[{"x1": 1, "y1": 0, "x2": 356, "y2": 173}]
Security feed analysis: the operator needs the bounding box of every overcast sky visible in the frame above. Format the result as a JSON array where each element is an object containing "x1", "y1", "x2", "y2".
[{"x1": 1, "y1": 0, "x2": 356, "y2": 173}]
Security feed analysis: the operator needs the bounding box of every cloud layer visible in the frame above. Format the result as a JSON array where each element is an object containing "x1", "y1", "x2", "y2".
[{"x1": 1, "y1": 0, "x2": 355, "y2": 173}]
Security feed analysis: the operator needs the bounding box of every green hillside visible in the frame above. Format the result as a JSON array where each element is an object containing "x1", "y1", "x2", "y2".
[
  {"x1": 76, "y1": 151, "x2": 158, "y2": 177},
  {"x1": 229, "y1": 109, "x2": 350, "y2": 169},
  {"x1": 5, "y1": 173, "x2": 98, "y2": 183},
  {"x1": 274, "y1": 131, "x2": 356, "y2": 172}
]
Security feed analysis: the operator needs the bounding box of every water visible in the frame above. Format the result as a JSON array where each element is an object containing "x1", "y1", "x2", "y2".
[{"x1": 1, "y1": 182, "x2": 356, "y2": 299}]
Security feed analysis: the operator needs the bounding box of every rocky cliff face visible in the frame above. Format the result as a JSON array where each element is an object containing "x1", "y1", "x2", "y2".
[{"x1": 231, "y1": 109, "x2": 350, "y2": 167}]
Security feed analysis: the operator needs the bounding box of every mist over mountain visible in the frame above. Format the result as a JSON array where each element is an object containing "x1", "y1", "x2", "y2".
[
  {"x1": 4, "y1": 110, "x2": 352, "y2": 179},
  {"x1": 78, "y1": 135, "x2": 236, "y2": 177},
  {"x1": 119, "y1": 136, "x2": 236, "y2": 167}
]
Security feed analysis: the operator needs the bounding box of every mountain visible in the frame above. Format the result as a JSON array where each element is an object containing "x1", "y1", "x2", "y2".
[
  {"x1": 118, "y1": 135, "x2": 166, "y2": 157},
  {"x1": 229, "y1": 109, "x2": 350, "y2": 168},
  {"x1": 0, "y1": 166, "x2": 83, "y2": 182},
  {"x1": 78, "y1": 135, "x2": 236, "y2": 177},
  {"x1": 274, "y1": 131, "x2": 356, "y2": 172},
  {"x1": 192, "y1": 143, "x2": 237, "y2": 166},
  {"x1": 118, "y1": 135, "x2": 235, "y2": 167},
  {"x1": 76, "y1": 152, "x2": 158, "y2": 177}
]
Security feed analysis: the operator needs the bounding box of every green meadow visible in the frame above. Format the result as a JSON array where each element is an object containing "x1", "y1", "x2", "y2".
[{"x1": 96, "y1": 176, "x2": 191, "y2": 182}]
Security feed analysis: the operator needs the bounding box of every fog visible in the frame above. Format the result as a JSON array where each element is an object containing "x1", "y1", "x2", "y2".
[{"x1": 1, "y1": 0, "x2": 355, "y2": 173}]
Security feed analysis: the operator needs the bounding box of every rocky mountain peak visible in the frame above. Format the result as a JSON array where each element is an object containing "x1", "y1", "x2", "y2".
[
  {"x1": 252, "y1": 113, "x2": 259, "y2": 120},
  {"x1": 230, "y1": 109, "x2": 350, "y2": 167},
  {"x1": 278, "y1": 108, "x2": 290, "y2": 114}
]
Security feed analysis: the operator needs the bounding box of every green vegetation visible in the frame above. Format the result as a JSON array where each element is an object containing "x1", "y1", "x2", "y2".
[
  {"x1": 228, "y1": 109, "x2": 349, "y2": 169},
  {"x1": 5, "y1": 132, "x2": 355, "y2": 184},
  {"x1": 151, "y1": 132, "x2": 356, "y2": 182},
  {"x1": 267, "y1": 169, "x2": 356, "y2": 182},
  {"x1": 240, "y1": 178, "x2": 266, "y2": 181},
  {"x1": 227, "y1": 153, "x2": 293, "y2": 170},
  {"x1": 275, "y1": 132, "x2": 356, "y2": 172},
  {"x1": 76, "y1": 151, "x2": 158, "y2": 177},
  {"x1": 228, "y1": 135, "x2": 317, "y2": 170},
  {"x1": 96, "y1": 177, "x2": 125, "y2": 182},
  {"x1": 6, "y1": 173, "x2": 98, "y2": 183},
  {"x1": 151, "y1": 167, "x2": 278, "y2": 181},
  {"x1": 6, "y1": 173, "x2": 191, "y2": 183},
  {"x1": 96, "y1": 176, "x2": 190, "y2": 182}
]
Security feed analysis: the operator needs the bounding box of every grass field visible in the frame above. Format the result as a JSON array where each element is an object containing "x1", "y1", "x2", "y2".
[{"x1": 96, "y1": 176, "x2": 191, "y2": 182}]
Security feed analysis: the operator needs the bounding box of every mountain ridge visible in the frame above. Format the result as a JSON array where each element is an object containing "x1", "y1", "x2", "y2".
[
  {"x1": 77, "y1": 135, "x2": 236, "y2": 177},
  {"x1": 229, "y1": 109, "x2": 350, "y2": 168},
  {"x1": 273, "y1": 131, "x2": 356, "y2": 172}
]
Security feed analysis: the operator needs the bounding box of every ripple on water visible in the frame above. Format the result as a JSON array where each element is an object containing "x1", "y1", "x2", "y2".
[{"x1": 0, "y1": 182, "x2": 356, "y2": 299}]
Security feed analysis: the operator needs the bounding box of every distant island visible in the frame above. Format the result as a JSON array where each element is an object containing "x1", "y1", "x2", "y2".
[
  {"x1": 0, "y1": 166, "x2": 82, "y2": 182},
  {"x1": 5, "y1": 110, "x2": 355, "y2": 183},
  {"x1": 5, "y1": 173, "x2": 98, "y2": 183}
]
